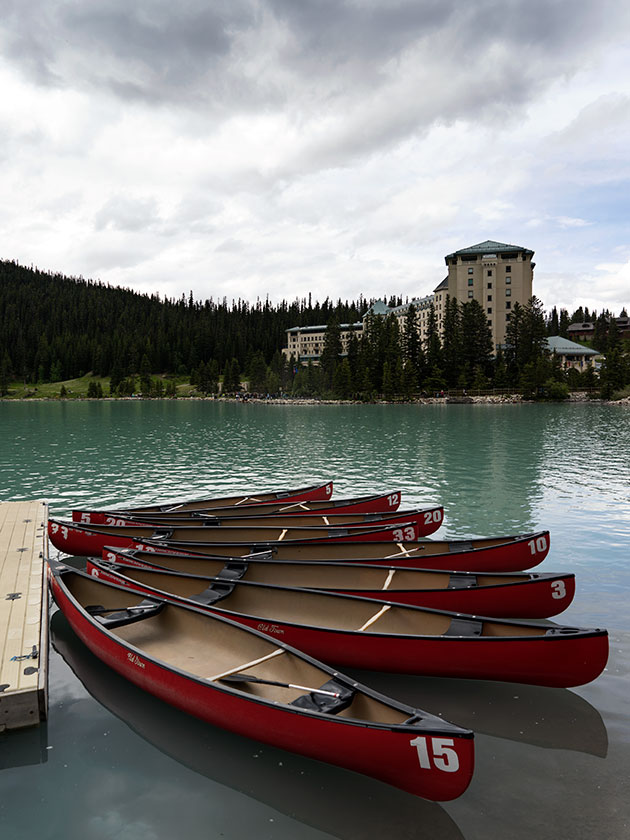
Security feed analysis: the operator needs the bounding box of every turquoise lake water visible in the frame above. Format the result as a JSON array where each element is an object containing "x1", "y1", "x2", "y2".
[{"x1": 1, "y1": 400, "x2": 629, "y2": 839}]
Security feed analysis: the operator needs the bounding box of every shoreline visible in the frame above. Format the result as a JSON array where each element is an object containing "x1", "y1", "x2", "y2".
[{"x1": 2, "y1": 392, "x2": 626, "y2": 405}]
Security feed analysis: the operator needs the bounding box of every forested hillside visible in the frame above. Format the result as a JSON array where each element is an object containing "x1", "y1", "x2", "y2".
[
  {"x1": 0, "y1": 260, "x2": 365, "y2": 383},
  {"x1": 1, "y1": 259, "x2": 628, "y2": 400}
]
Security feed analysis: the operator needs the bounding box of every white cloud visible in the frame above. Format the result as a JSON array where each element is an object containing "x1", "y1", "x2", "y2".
[{"x1": 0, "y1": 1, "x2": 629, "y2": 312}]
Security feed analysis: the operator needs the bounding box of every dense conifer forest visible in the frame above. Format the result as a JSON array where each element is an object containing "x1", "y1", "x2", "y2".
[{"x1": 1, "y1": 259, "x2": 628, "y2": 400}]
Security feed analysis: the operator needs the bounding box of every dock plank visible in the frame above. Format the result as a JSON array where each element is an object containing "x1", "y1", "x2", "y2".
[{"x1": 0, "y1": 500, "x2": 48, "y2": 729}]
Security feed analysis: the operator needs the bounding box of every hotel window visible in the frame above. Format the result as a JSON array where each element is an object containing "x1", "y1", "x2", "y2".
[
  {"x1": 487, "y1": 295, "x2": 492, "y2": 302},
  {"x1": 506, "y1": 288, "x2": 511, "y2": 297},
  {"x1": 468, "y1": 278, "x2": 473, "y2": 286},
  {"x1": 468, "y1": 267, "x2": 473, "y2": 274},
  {"x1": 487, "y1": 270, "x2": 493, "y2": 277},
  {"x1": 506, "y1": 301, "x2": 511, "y2": 309},
  {"x1": 468, "y1": 290, "x2": 474, "y2": 298},
  {"x1": 487, "y1": 307, "x2": 492, "y2": 314},
  {"x1": 506, "y1": 313, "x2": 511, "y2": 321},
  {"x1": 487, "y1": 282, "x2": 492, "y2": 289},
  {"x1": 505, "y1": 266, "x2": 511, "y2": 273},
  {"x1": 487, "y1": 319, "x2": 492, "y2": 326},
  {"x1": 506, "y1": 276, "x2": 511, "y2": 284}
]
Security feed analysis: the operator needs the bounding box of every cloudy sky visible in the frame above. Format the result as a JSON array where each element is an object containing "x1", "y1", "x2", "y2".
[{"x1": 1, "y1": 0, "x2": 629, "y2": 315}]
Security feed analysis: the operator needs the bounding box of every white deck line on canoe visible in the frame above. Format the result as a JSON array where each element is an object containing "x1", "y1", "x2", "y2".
[{"x1": 0, "y1": 500, "x2": 49, "y2": 730}]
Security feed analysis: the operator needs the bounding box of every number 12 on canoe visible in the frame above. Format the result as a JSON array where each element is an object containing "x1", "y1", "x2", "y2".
[{"x1": 410, "y1": 736, "x2": 460, "y2": 773}]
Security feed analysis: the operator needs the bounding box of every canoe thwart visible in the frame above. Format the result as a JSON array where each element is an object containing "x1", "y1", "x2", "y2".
[
  {"x1": 86, "y1": 600, "x2": 165, "y2": 629},
  {"x1": 444, "y1": 617, "x2": 484, "y2": 637}
]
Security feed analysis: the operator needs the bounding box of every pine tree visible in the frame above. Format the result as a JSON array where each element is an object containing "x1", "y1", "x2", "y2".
[
  {"x1": 461, "y1": 299, "x2": 493, "y2": 385},
  {"x1": 0, "y1": 352, "x2": 12, "y2": 396},
  {"x1": 320, "y1": 319, "x2": 342, "y2": 391},
  {"x1": 424, "y1": 303, "x2": 442, "y2": 373},
  {"x1": 442, "y1": 296, "x2": 463, "y2": 387}
]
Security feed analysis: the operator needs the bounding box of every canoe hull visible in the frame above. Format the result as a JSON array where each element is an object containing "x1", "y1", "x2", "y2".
[
  {"x1": 49, "y1": 566, "x2": 474, "y2": 801},
  {"x1": 72, "y1": 481, "x2": 335, "y2": 524},
  {"x1": 48, "y1": 519, "x2": 425, "y2": 556},
  {"x1": 78, "y1": 506, "x2": 445, "y2": 537},
  {"x1": 126, "y1": 532, "x2": 551, "y2": 573},
  {"x1": 102, "y1": 546, "x2": 575, "y2": 619},
  {"x1": 88, "y1": 562, "x2": 608, "y2": 688},
  {"x1": 72, "y1": 491, "x2": 405, "y2": 524}
]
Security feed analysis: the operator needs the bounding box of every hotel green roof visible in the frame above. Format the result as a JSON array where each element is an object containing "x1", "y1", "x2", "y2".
[
  {"x1": 546, "y1": 336, "x2": 598, "y2": 355},
  {"x1": 445, "y1": 240, "x2": 534, "y2": 259}
]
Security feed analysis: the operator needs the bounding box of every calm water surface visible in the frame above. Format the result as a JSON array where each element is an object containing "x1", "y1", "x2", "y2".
[{"x1": 1, "y1": 401, "x2": 629, "y2": 839}]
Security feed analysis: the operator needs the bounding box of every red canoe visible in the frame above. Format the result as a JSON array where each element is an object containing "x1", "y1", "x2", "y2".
[
  {"x1": 72, "y1": 491, "x2": 405, "y2": 525},
  {"x1": 86, "y1": 558, "x2": 609, "y2": 688},
  {"x1": 49, "y1": 559, "x2": 475, "y2": 801},
  {"x1": 72, "y1": 481, "x2": 335, "y2": 524},
  {"x1": 90, "y1": 530, "x2": 552, "y2": 573},
  {"x1": 102, "y1": 545, "x2": 575, "y2": 619},
  {"x1": 48, "y1": 519, "x2": 427, "y2": 556},
  {"x1": 76, "y1": 505, "x2": 445, "y2": 535}
]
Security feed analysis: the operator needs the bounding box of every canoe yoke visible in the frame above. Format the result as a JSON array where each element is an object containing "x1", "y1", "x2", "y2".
[
  {"x1": 290, "y1": 678, "x2": 356, "y2": 715},
  {"x1": 188, "y1": 560, "x2": 249, "y2": 606},
  {"x1": 448, "y1": 573, "x2": 478, "y2": 589},
  {"x1": 86, "y1": 599, "x2": 165, "y2": 629},
  {"x1": 443, "y1": 617, "x2": 484, "y2": 637}
]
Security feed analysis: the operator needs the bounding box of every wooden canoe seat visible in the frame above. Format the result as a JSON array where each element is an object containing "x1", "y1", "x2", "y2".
[
  {"x1": 86, "y1": 600, "x2": 165, "y2": 629},
  {"x1": 291, "y1": 678, "x2": 355, "y2": 715}
]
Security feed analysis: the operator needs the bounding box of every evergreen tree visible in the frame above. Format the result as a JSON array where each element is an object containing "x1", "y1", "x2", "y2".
[
  {"x1": 592, "y1": 312, "x2": 609, "y2": 352},
  {"x1": 332, "y1": 358, "x2": 352, "y2": 399},
  {"x1": 0, "y1": 352, "x2": 12, "y2": 396},
  {"x1": 320, "y1": 319, "x2": 342, "y2": 391},
  {"x1": 248, "y1": 351, "x2": 268, "y2": 393},
  {"x1": 424, "y1": 303, "x2": 442, "y2": 373},
  {"x1": 460, "y1": 299, "x2": 493, "y2": 385},
  {"x1": 559, "y1": 309, "x2": 570, "y2": 338},
  {"x1": 139, "y1": 353, "x2": 152, "y2": 392},
  {"x1": 442, "y1": 296, "x2": 463, "y2": 387}
]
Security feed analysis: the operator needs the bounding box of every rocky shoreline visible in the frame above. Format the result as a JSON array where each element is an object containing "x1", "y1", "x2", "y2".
[{"x1": 3, "y1": 392, "x2": 627, "y2": 405}]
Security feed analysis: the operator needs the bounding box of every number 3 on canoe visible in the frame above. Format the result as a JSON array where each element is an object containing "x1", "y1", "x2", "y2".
[
  {"x1": 551, "y1": 580, "x2": 566, "y2": 599},
  {"x1": 410, "y1": 737, "x2": 460, "y2": 773}
]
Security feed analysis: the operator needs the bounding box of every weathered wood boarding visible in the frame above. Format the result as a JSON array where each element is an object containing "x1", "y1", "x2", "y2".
[{"x1": 0, "y1": 500, "x2": 49, "y2": 729}]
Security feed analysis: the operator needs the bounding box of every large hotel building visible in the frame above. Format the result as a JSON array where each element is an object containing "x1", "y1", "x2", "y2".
[{"x1": 284, "y1": 239, "x2": 535, "y2": 363}]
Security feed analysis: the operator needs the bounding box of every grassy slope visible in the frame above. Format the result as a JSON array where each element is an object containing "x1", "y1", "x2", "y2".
[{"x1": 1, "y1": 373, "x2": 197, "y2": 399}]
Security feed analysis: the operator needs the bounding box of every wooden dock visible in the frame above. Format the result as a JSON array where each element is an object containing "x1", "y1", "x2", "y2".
[{"x1": 0, "y1": 500, "x2": 49, "y2": 730}]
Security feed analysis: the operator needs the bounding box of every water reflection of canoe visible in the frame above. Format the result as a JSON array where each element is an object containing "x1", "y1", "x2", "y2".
[
  {"x1": 48, "y1": 519, "x2": 428, "y2": 556},
  {"x1": 48, "y1": 560, "x2": 475, "y2": 801},
  {"x1": 102, "y1": 545, "x2": 576, "y2": 619},
  {"x1": 50, "y1": 610, "x2": 467, "y2": 840},
  {"x1": 51, "y1": 523, "x2": 552, "y2": 573},
  {"x1": 71, "y1": 481, "x2": 335, "y2": 523},
  {"x1": 86, "y1": 557, "x2": 608, "y2": 688},
  {"x1": 349, "y1": 671, "x2": 608, "y2": 758},
  {"x1": 72, "y1": 491, "x2": 405, "y2": 524}
]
